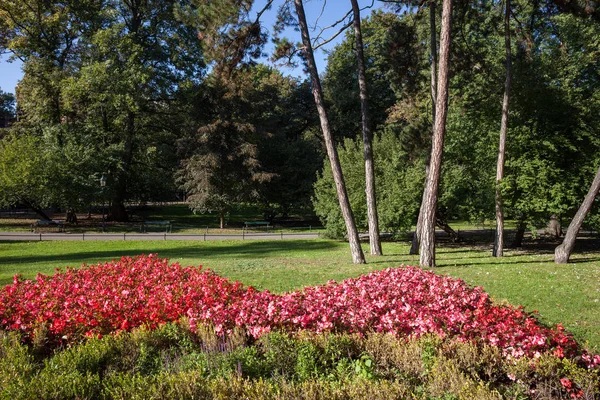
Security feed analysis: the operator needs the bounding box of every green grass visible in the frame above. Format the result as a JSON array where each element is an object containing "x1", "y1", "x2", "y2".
[{"x1": 1, "y1": 239, "x2": 599, "y2": 352}]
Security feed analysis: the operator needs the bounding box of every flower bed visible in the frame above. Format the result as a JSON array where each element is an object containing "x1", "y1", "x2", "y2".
[{"x1": 1, "y1": 254, "x2": 598, "y2": 368}]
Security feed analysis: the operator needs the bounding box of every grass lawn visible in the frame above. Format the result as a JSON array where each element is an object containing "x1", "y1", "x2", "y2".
[{"x1": 1, "y1": 238, "x2": 599, "y2": 352}]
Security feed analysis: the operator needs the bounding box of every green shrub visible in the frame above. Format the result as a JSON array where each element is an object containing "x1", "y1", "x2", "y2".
[
  {"x1": 0, "y1": 331, "x2": 37, "y2": 399},
  {"x1": 1, "y1": 326, "x2": 599, "y2": 399}
]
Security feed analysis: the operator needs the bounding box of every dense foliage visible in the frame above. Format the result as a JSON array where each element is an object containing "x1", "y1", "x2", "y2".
[
  {"x1": 314, "y1": 1, "x2": 600, "y2": 236},
  {"x1": 313, "y1": 132, "x2": 424, "y2": 237},
  {"x1": 1, "y1": 0, "x2": 600, "y2": 239}
]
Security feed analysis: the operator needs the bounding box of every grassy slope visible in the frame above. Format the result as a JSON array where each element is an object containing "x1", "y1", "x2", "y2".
[{"x1": 0, "y1": 239, "x2": 599, "y2": 351}]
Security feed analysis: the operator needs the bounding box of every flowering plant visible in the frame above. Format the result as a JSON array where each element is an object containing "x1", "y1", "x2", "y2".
[{"x1": 1, "y1": 254, "x2": 598, "y2": 369}]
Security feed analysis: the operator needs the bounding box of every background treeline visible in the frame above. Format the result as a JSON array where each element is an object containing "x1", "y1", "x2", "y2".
[{"x1": 0, "y1": 0, "x2": 599, "y2": 239}]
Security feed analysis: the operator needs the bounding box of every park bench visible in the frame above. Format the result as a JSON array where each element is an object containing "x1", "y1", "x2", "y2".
[
  {"x1": 141, "y1": 220, "x2": 172, "y2": 233},
  {"x1": 352, "y1": 232, "x2": 393, "y2": 241},
  {"x1": 31, "y1": 219, "x2": 64, "y2": 232},
  {"x1": 244, "y1": 221, "x2": 270, "y2": 232}
]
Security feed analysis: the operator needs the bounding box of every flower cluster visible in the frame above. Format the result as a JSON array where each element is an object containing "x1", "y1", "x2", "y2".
[
  {"x1": 0, "y1": 255, "x2": 248, "y2": 343},
  {"x1": 1, "y1": 255, "x2": 598, "y2": 368}
]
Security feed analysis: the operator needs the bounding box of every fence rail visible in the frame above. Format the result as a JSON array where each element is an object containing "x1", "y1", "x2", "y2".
[{"x1": 0, "y1": 232, "x2": 321, "y2": 241}]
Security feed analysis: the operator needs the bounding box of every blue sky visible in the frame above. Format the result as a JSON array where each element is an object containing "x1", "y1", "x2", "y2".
[{"x1": 0, "y1": 0, "x2": 382, "y2": 94}]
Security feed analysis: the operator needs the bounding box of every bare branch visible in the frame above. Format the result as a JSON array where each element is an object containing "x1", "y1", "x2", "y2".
[
  {"x1": 313, "y1": 20, "x2": 353, "y2": 51},
  {"x1": 313, "y1": 0, "x2": 328, "y2": 30},
  {"x1": 254, "y1": 0, "x2": 274, "y2": 24},
  {"x1": 311, "y1": 0, "x2": 375, "y2": 50}
]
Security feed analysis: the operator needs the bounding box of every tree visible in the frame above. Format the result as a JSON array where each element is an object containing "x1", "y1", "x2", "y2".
[
  {"x1": 2, "y1": 0, "x2": 204, "y2": 221},
  {"x1": 555, "y1": 166, "x2": 600, "y2": 263},
  {"x1": 350, "y1": 0, "x2": 382, "y2": 256},
  {"x1": 410, "y1": 1, "x2": 438, "y2": 255},
  {"x1": 0, "y1": 132, "x2": 51, "y2": 218},
  {"x1": 0, "y1": 88, "x2": 15, "y2": 127},
  {"x1": 313, "y1": 129, "x2": 424, "y2": 238},
  {"x1": 179, "y1": 117, "x2": 264, "y2": 229},
  {"x1": 419, "y1": 0, "x2": 453, "y2": 268},
  {"x1": 294, "y1": 0, "x2": 365, "y2": 264},
  {"x1": 493, "y1": 0, "x2": 513, "y2": 257},
  {"x1": 499, "y1": 6, "x2": 600, "y2": 238},
  {"x1": 251, "y1": 71, "x2": 320, "y2": 220},
  {"x1": 324, "y1": 11, "x2": 422, "y2": 141},
  {"x1": 0, "y1": 127, "x2": 99, "y2": 218}
]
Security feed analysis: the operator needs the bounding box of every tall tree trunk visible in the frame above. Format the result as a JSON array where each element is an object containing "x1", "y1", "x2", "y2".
[
  {"x1": 493, "y1": 0, "x2": 512, "y2": 257},
  {"x1": 510, "y1": 216, "x2": 526, "y2": 248},
  {"x1": 555, "y1": 165, "x2": 600, "y2": 263},
  {"x1": 294, "y1": 0, "x2": 366, "y2": 264},
  {"x1": 351, "y1": 0, "x2": 382, "y2": 256},
  {"x1": 220, "y1": 210, "x2": 225, "y2": 229},
  {"x1": 110, "y1": 112, "x2": 135, "y2": 222},
  {"x1": 419, "y1": 0, "x2": 453, "y2": 268},
  {"x1": 411, "y1": 1, "x2": 437, "y2": 255}
]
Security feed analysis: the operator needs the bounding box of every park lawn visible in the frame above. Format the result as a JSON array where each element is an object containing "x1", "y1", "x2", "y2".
[{"x1": 0, "y1": 239, "x2": 599, "y2": 352}]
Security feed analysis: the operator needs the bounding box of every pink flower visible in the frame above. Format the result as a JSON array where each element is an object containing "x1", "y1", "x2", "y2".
[{"x1": 0, "y1": 255, "x2": 596, "y2": 369}]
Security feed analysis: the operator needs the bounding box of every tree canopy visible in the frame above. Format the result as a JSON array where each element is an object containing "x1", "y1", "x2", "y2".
[{"x1": 1, "y1": 0, "x2": 599, "y2": 262}]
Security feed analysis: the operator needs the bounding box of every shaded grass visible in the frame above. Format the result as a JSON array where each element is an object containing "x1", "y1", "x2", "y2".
[{"x1": 0, "y1": 239, "x2": 599, "y2": 352}]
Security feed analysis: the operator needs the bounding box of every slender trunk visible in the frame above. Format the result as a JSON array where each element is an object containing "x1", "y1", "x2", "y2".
[
  {"x1": 429, "y1": 1, "x2": 438, "y2": 130},
  {"x1": 555, "y1": 165, "x2": 600, "y2": 263},
  {"x1": 22, "y1": 199, "x2": 52, "y2": 220},
  {"x1": 419, "y1": 0, "x2": 453, "y2": 268},
  {"x1": 351, "y1": 0, "x2": 382, "y2": 256},
  {"x1": 411, "y1": 2, "x2": 437, "y2": 255},
  {"x1": 294, "y1": 0, "x2": 366, "y2": 264},
  {"x1": 510, "y1": 216, "x2": 526, "y2": 248},
  {"x1": 436, "y1": 211, "x2": 459, "y2": 242},
  {"x1": 493, "y1": 0, "x2": 512, "y2": 257},
  {"x1": 220, "y1": 210, "x2": 224, "y2": 229}
]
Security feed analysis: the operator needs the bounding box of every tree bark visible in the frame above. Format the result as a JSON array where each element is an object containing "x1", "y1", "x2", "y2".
[
  {"x1": 555, "y1": 165, "x2": 600, "y2": 263},
  {"x1": 493, "y1": 0, "x2": 512, "y2": 257},
  {"x1": 436, "y1": 211, "x2": 459, "y2": 242},
  {"x1": 351, "y1": 0, "x2": 382, "y2": 256},
  {"x1": 411, "y1": 1, "x2": 437, "y2": 256},
  {"x1": 510, "y1": 216, "x2": 526, "y2": 248},
  {"x1": 22, "y1": 199, "x2": 52, "y2": 221},
  {"x1": 419, "y1": 0, "x2": 453, "y2": 268},
  {"x1": 294, "y1": 0, "x2": 366, "y2": 264},
  {"x1": 220, "y1": 210, "x2": 225, "y2": 229}
]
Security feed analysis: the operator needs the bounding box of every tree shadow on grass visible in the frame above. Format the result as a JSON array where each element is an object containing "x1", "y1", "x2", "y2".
[
  {"x1": 434, "y1": 257, "x2": 579, "y2": 268},
  {"x1": 0, "y1": 240, "x2": 340, "y2": 268}
]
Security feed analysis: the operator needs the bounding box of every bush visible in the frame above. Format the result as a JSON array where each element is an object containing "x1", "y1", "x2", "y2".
[{"x1": 2, "y1": 326, "x2": 598, "y2": 399}]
